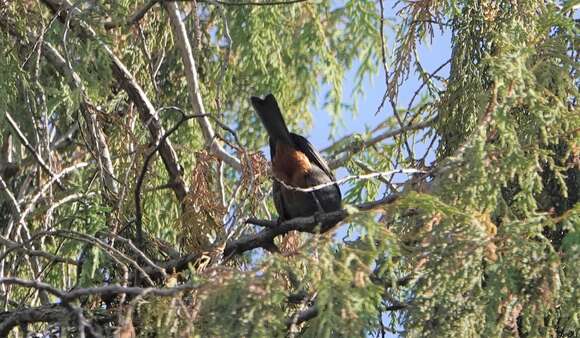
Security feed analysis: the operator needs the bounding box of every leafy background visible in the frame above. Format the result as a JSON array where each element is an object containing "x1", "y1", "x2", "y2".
[{"x1": 0, "y1": 0, "x2": 578, "y2": 337}]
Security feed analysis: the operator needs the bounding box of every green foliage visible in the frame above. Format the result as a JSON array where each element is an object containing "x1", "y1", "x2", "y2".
[{"x1": 0, "y1": 0, "x2": 577, "y2": 337}]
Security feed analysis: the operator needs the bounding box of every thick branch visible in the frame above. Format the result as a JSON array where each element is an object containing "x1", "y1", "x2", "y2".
[
  {"x1": 132, "y1": 193, "x2": 401, "y2": 280},
  {"x1": 0, "y1": 278, "x2": 198, "y2": 336},
  {"x1": 223, "y1": 193, "x2": 400, "y2": 259},
  {"x1": 0, "y1": 304, "x2": 69, "y2": 337}
]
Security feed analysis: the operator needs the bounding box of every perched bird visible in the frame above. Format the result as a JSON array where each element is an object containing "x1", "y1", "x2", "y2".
[{"x1": 251, "y1": 94, "x2": 342, "y2": 233}]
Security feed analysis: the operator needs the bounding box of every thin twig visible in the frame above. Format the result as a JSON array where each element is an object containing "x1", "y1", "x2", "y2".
[
  {"x1": 405, "y1": 58, "x2": 451, "y2": 118},
  {"x1": 273, "y1": 168, "x2": 426, "y2": 193},
  {"x1": 0, "y1": 236, "x2": 77, "y2": 265},
  {"x1": 135, "y1": 110, "x2": 209, "y2": 247},
  {"x1": 5, "y1": 112, "x2": 65, "y2": 190},
  {"x1": 104, "y1": 0, "x2": 160, "y2": 29},
  {"x1": 327, "y1": 118, "x2": 436, "y2": 169}
]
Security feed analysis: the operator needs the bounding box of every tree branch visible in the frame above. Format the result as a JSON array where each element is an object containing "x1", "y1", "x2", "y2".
[
  {"x1": 273, "y1": 168, "x2": 425, "y2": 193},
  {"x1": 0, "y1": 236, "x2": 77, "y2": 266},
  {"x1": 326, "y1": 118, "x2": 436, "y2": 169},
  {"x1": 0, "y1": 304, "x2": 70, "y2": 337},
  {"x1": 40, "y1": 0, "x2": 189, "y2": 202},
  {"x1": 5, "y1": 112, "x2": 65, "y2": 190},
  {"x1": 222, "y1": 193, "x2": 401, "y2": 260},
  {"x1": 104, "y1": 0, "x2": 160, "y2": 29},
  {"x1": 0, "y1": 278, "x2": 198, "y2": 336},
  {"x1": 131, "y1": 192, "x2": 401, "y2": 280},
  {"x1": 286, "y1": 305, "x2": 318, "y2": 328},
  {"x1": 163, "y1": 2, "x2": 241, "y2": 171}
]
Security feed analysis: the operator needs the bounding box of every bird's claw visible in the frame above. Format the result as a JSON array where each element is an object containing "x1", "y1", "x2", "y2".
[{"x1": 312, "y1": 211, "x2": 325, "y2": 232}]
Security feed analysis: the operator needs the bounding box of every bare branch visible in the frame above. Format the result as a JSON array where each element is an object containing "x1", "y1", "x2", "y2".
[
  {"x1": 164, "y1": 2, "x2": 241, "y2": 171},
  {"x1": 40, "y1": 0, "x2": 189, "y2": 202},
  {"x1": 44, "y1": 192, "x2": 96, "y2": 228},
  {"x1": 405, "y1": 59, "x2": 451, "y2": 116},
  {"x1": 130, "y1": 192, "x2": 402, "y2": 280},
  {"x1": 0, "y1": 278, "x2": 198, "y2": 336},
  {"x1": 326, "y1": 118, "x2": 436, "y2": 169},
  {"x1": 0, "y1": 277, "x2": 199, "y2": 303},
  {"x1": 0, "y1": 304, "x2": 71, "y2": 337},
  {"x1": 19, "y1": 162, "x2": 89, "y2": 230},
  {"x1": 274, "y1": 168, "x2": 425, "y2": 193},
  {"x1": 104, "y1": 0, "x2": 160, "y2": 30},
  {"x1": 223, "y1": 193, "x2": 401, "y2": 260},
  {"x1": 5, "y1": 112, "x2": 65, "y2": 190},
  {"x1": 0, "y1": 236, "x2": 77, "y2": 266}
]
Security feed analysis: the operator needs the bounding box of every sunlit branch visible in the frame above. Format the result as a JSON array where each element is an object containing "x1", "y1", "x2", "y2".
[
  {"x1": 273, "y1": 168, "x2": 426, "y2": 193},
  {"x1": 326, "y1": 117, "x2": 436, "y2": 169},
  {"x1": 164, "y1": 2, "x2": 242, "y2": 171}
]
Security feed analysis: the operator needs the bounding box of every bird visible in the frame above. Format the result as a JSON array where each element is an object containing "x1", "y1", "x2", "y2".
[{"x1": 251, "y1": 94, "x2": 342, "y2": 234}]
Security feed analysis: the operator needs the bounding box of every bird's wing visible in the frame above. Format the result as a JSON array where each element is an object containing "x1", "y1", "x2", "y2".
[
  {"x1": 272, "y1": 180, "x2": 289, "y2": 221},
  {"x1": 290, "y1": 133, "x2": 336, "y2": 181}
]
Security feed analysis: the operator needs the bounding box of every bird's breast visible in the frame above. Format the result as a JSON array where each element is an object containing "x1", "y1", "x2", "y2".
[{"x1": 272, "y1": 143, "x2": 312, "y2": 187}]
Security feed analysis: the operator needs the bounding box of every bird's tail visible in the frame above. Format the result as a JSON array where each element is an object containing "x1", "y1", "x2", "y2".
[{"x1": 250, "y1": 94, "x2": 294, "y2": 145}]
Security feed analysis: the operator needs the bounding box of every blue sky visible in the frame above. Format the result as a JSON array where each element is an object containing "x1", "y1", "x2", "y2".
[{"x1": 309, "y1": 29, "x2": 452, "y2": 157}]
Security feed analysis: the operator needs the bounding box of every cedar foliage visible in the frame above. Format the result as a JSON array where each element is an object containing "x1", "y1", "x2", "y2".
[{"x1": 0, "y1": 1, "x2": 577, "y2": 337}]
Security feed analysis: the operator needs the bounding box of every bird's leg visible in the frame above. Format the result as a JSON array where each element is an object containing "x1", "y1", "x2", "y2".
[
  {"x1": 261, "y1": 217, "x2": 283, "y2": 254},
  {"x1": 309, "y1": 192, "x2": 326, "y2": 232}
]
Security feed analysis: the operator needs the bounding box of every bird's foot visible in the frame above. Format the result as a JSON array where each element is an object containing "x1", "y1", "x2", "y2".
[{"x1": 312, "y1": 211, "x2": 326, "y2": 233}]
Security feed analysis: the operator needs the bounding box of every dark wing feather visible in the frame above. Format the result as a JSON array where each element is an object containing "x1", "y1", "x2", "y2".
[
  {"x1": 290, "y1": 133, "x2": 336, "y2": 180},
  {"x1": 272, "y1": 180, "x2": 288, "y2": 221}
]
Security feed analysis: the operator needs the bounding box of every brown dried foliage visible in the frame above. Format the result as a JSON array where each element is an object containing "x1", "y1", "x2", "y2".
[
  {"x1": 239, "y1": 150, "x2": 270, "y2": 212},
  {"x1": 180, "y1": 151, "x2": 226, "y2": 252}
]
